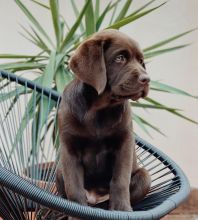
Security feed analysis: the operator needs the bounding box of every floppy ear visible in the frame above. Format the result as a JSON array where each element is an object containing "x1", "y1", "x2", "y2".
[{"x1": 69, "y1": 39, "x2": 106, "y2": 95}]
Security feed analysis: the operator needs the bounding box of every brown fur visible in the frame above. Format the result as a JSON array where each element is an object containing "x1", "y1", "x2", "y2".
[{"x1": 56, "y1": 29, "x2": 151, "y2": 220}]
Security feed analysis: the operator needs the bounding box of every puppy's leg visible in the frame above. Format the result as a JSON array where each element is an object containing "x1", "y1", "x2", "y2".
[
  {"x1": 130, "y1": 168, "x2": 151, "y2": 206},
  {"x1": 109, "y1": 132, "x2": 133, "y2": 211},
  {"x1": 56, "y1": 169, "x2": 82, "y2": 220},
  {"x1": 57, "y1": 145, "x2": 86, "y2": 220},
  {"x1": 59, "y1": 144, "x2": 87, "y2": 206},
  {"x1": 56, "y1": 166, "x2": 67, "y2": 198}
]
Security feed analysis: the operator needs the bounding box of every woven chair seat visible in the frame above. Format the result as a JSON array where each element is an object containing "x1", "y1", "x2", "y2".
[{"x1": 0, "y1": 70, "x2": 190, "y2": 220}]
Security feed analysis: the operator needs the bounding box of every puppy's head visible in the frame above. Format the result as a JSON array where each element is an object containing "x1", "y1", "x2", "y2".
[{"x1": 69, "y1": 29, "x2": 150, "y2": 101}]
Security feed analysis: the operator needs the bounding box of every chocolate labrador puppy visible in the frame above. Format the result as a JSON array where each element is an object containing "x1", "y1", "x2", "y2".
[{"x1": 56, "y1": 29, "x2": 151, "y2": 219}]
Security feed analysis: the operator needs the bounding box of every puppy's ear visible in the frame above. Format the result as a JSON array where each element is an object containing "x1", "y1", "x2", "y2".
[{"x1": 69, "y1": 39, "x2": 106, "y2": 95}]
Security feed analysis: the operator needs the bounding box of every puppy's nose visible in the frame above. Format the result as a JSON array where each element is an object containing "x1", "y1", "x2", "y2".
[{"x1": 138, "y1": 74, "x2": 150, "y2": 85}]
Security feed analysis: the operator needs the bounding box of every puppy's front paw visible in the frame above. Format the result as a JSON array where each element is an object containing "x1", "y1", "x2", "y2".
[{"x1": 109, "y1": 197, "x2": 132, "y2": 211}]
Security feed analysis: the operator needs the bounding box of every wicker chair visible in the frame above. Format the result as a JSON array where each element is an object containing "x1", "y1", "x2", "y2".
[{"x1": 0, "y1": 70, "x2": 190, "y2": 220}]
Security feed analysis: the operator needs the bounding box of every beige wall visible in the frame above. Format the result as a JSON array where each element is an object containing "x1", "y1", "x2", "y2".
[{"x1": 0, "y1": 0, "x2": 198, "y2": 187}]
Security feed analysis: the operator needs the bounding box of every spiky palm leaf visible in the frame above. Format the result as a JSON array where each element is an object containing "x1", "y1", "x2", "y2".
[{"x1": 0, "y1": 0, "x2": 197, "y2": 138}]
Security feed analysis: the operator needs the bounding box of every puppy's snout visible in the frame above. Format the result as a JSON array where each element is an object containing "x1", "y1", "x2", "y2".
[{"x1": 138, "y1": 74, "x2": 150, "y2": 85}]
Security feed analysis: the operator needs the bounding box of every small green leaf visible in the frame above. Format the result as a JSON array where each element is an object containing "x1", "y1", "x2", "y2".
[
  {"x1": 0, "y1": 77, "x2": 41, "y2": 102},
  {"x1": 85, "y1": 0, "x2": 95, "y2": 36},
  {"x1": 60, "y1": 0, "x2": 90, "y2": 52},
  {"x1": 70, "y1": 0, "x2": 80, "y2": 17},
  {"x1": 30, "y1": 26, "x2": 52, "y2": 53},
  {"x1": 151, "y1": 81, "x2": 198, "y2": 98},
  {"x1": 55, "y1": 65, "x2": 72, "y2": 93},
  {"x1": 0, "y1": 86, "x2": 25, "y2": 103},
  {"x1": 133, "y1": 113, "x2": 165, "y2": 136},
  {"x1": 70, "y1": 0, "x2": 85, "y2": 33},
  {"x1": 19, "y1": 26, "x2": 43, "y2": 49},
  {"x1": 95, "y1": 0, "x2": 100, "y2": 21},
  {"x1": 144, "y1": 44, "x2": 190, "y2": 59},
  {"x1": 145, "y1": 97, "x2": 198, "y2": 125},
  {"x1": 20, "y1": 31, "x2": 50, "y2": 54},
  {"x1": 32, "y1": 0, "x2": 70, "y2": 31},
  {"x1": 0, "y1": 54, "x2": 45, "y2": 59},
  {"x1": 168, "y1": 110, "x2": 198, "y2": 125},
  {"x1": 133, "y1": 113, "x2": 151, "y2": 137},
  {"x1": 144, "y1": 28, "x2": 197, "y2": 52},
  {"x1": 114, "y1": 0, "x2": 133, "y2": 22},
  {"x1": 131, "y1": 102, "x2": 179, "y2": 111},
  {"x1": 65, "y1": 69, "x2": 74, "y2": 81},
  {"x1": 50, "y1": 0, "x2": 62, "y2": 50},
  {"x1": 0, "y1": 62, "x2": 45, "y2": 71},
  {"x1": 0, "y1": 81, "x2": 10, "y2": 90},
  {"x1": 108, "y1": 2, "x2": 166, "y2": 29},
  {"x1": 96, "y1": 2, "x2": 112, "y2": 30},
  {"x1": 41, "y1": 51, "x2": 56, "y2": 88},
  {"x1": 144, "y1": 97, "x2": 177, "y2": 110},
  {"x1": 33, "y1": 95, "x2": 56, "y2": 154},
  {"x1": 20, "y1": 25, "x2": 50, "y2": 53},
  {"x1": 127, "y1": 0, "x2": 157, "y2": 17},
  {"x1": 109, "y1": 0, "x2": 120, "y2": 25},
  {"x1": 15, "y1": 0, "x2": 55, "y2": 48},
  {"x1": 63, "y1": 32, "x2": 84, "y2": 54},
  {"x1": 4, "y1": 95, "x2": 20, "y2": 120},
  {"x1": 31, "y1": 0, "x2": 50, "y2": 9},
  {"x1": 55, "y1": 53, "x2": 66, "y2": 71}
]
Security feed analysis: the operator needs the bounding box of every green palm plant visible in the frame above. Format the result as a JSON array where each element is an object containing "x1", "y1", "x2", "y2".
[{"x1": 0, "y1": 0, "x2": 197, "y2": 139}]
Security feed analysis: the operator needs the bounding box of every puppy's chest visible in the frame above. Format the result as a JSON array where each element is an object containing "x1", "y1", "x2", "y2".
[
  {"x1": 82, "y1": 144, "x2": 115, "y2": 175},
  {"x1": 86, "y1": 104, "x2": 124, "y2": 135},
  {"x1": 71, "y1": 132, "x2": 125, "y2": 152}
]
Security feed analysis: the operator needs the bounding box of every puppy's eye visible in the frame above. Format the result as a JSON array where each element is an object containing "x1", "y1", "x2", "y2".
[{"x1": 114, "y1": 54, "x2": 126, "y2": 63}]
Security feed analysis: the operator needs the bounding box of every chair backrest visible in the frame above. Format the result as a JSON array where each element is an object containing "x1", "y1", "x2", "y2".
[{"x1": 0, "y1": 71, "x2": 61, "y2": 193}]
